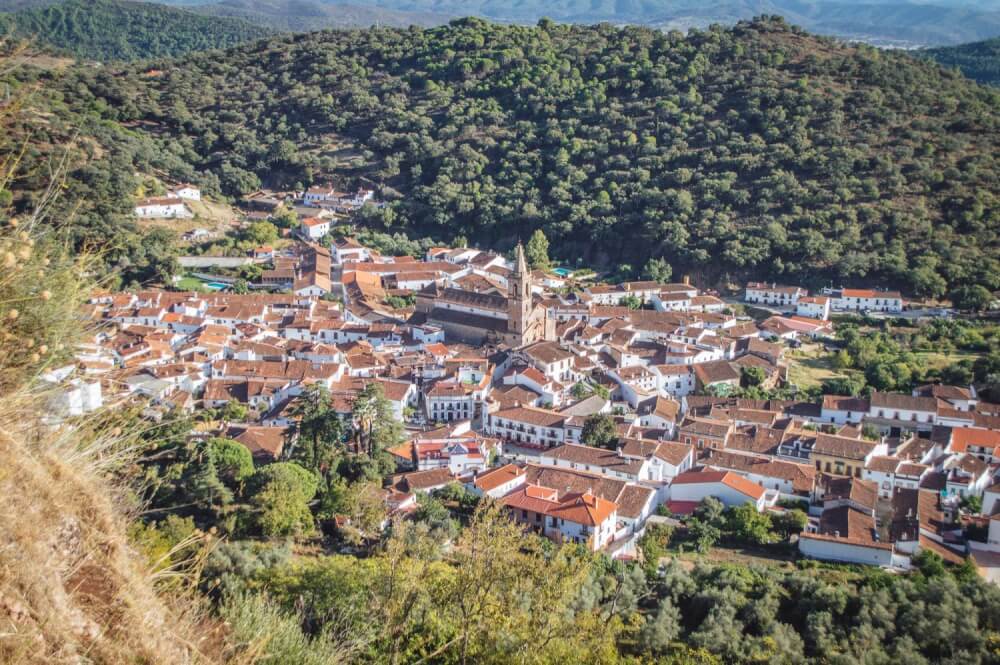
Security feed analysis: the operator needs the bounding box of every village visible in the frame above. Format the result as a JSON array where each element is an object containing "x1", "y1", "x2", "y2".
[{"x1": 79, "y1": 182, "x2": 1000, "y2": 578}]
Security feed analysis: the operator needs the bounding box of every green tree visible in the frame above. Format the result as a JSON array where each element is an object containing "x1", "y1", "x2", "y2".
[
  {"x1": 740, "y1": 366, "x2": 767, "y2": 388},
  {"x1": 291, "y1": 384, "x2": 345, "y2": 476},
  {"x1": 621, "y1": 294, "x2": 642, "y2": 310},
  {"x1": 351, "y1": 382, "x2": 404, "y2": 458},
  {"x1": 244, "y1": 220, "x2": 279, "y2": 246},
  {"x1": 951, "y1": 285, "x2": 993, "y2": 312},
  {"x1": 525, "y1": 229, "x2": 550, "y2": 270},
  {"x1": 642, "y1": 257, "x2": 673, "y2": 283},
  {"x1": 246, "y1": 462, "x2": 319, "y2": 538},
  {"x1": 772, "y1": 509, "x2": 808, "y2": 538},
  {"x1": 207, "y1": 437, "x2": 254, "y2": 487},
  {"x1": 726, "y1": 503, "x2": 774, "y2": 545},
  {"x1": 580, "y1": 413, "x2": 618, "y2": 449},
  {"x1": 638, "y1": 597, "x2": 682, "y2": 654}
]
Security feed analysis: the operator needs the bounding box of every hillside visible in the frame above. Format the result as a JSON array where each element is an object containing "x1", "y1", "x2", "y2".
[
  {"x1": 186, "y1": 0, "x2": 450, "y2": 31},
  {"x1": 923, "y1": 36, "x2": 1000, "y2": 85},
  {"x1": 56, "y1": 17, "x2": 1000, "y2": 297},
  {"x1": 0, "y1": 0, "x2": 273, "y2": 61}
]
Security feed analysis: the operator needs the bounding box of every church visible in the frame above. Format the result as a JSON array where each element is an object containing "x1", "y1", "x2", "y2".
[{"x1": 415, "y1": 244, "x2": 555, "y2": 347}]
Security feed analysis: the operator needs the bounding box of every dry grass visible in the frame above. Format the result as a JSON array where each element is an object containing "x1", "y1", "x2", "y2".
[
  {"x1": 785, "y1": 343, "x2": 849, "y2": 390},
  {"x1": 0, "y1": 388, "x2": 227, "y2": 664}
]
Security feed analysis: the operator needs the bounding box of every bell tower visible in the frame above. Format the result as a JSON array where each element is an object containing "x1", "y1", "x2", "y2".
[{"x1": 508, "y1": 243, "x2": 532, "y2": 341}]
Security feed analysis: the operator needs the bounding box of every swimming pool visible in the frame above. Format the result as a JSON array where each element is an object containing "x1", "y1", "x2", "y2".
[
  {"x1": 552, "y1": 267, "x2": 573, "y2": 277},
  {"x1": 204, "y1": 281, "x2": 230, "y2": 291}
]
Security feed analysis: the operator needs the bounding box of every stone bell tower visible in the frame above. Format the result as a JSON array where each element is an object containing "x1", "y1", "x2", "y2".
[{"x1": 507, "y1": 243, "x2": 532, "y2": 342}]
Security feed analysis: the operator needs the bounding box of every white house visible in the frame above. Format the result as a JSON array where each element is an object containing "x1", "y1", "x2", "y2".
[
  {"x1": 820, "y1": 395, "x2": 870, "y2": 426},
  {"x1": 333, "y1": 237, "x2": 370, "y2": 265},
  {"x1": 502, "y1": 485, "x2": 618, "y2": 551},
  {"x1": 170, "y1": 184, "x2": 201, "y2": 201},
  {"x1": 796, "y1": 296, "x2": 831, "y2": 320},
  {"x1": 469, "y1": 464, "x2": 526, "y2": 499},
  {"x1": 744, "y1": 282, "x2": 807, "y2": 307},
  {"x1": 483, "y1": 406, "x2": 567, "y2": 449},
  {"x1": 303, "y1": 185, "x2": 339, "y2": 205},
  {"x1": 134, "y1": 197, "x2": 192, "y2": 219},
  {"x1": 300, "y1": 217, "x2": 331, "y2": 240},
  {"x1": 824, "y1": 288, "x2": 904, "y2": 313},
  {"x1": 668, "y1": 469, "x2": 770, "y2": 512}
]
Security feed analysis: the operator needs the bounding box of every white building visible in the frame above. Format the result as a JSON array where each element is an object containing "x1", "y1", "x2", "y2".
[
  {"x1": 824, "y1": 288, "x2": 904, "y2": 313},
  {"x1": 744, "y1": 282, "x2": 807, "y2": 307},
  {"x1": 300, "y1": 217, "x2": 331, "y2": 240},
  {"x1": 134, "y1": 197, "x2": 192, "y2": 219},
  {"x1": 333, "y1": 237, "x2": 370, "y2": 264},
  {"x1": 668, "y1": 469, "x2": 770, "y2": 511},
  {"x1": 483, "y1": 406, "x2": 567, "y2": 449},
  {"x1": 170, "y1": 184, "x2": 201, "y2": 201},
  {"x1": 796, "y1": 296, "x2": 831, "y2": 320}
]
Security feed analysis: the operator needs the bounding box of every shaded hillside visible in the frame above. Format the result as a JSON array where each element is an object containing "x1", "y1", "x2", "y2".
[
  {"x1": 186, "y1": 0, "x2": 451, "y2": 30},
  {"x1": 923, "y1": 36, "x2": 1000, "y2": 84},
  {"x1": 66, "y1": 17, "x2": 1000, "y2": 295},
  {"x1": 0, "y1": 0, "x2": 273, "y2": 61}
]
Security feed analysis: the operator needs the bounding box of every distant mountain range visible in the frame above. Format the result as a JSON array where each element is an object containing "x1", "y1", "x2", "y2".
[
  {"x1": 922, "y1": 35, "x2": 1000, "y2": 83},
  {"x1": 183, "y1": 0, "x2": 450, "y2": 31},
  {"x1": 4, "y1": 0, "x2": 1000, "y2": 64},
  {"x1": 135, "y1": 0, "x2": 1000, "y2": 47},
  {"x1": 350, "y1": 0, "x2": 1000, "y2": 47}
]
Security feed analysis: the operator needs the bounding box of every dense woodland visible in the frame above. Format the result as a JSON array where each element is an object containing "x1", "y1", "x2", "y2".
[
  {"x1": 0, "y1": 0, "x2": 272, "y2": 60},
  {"x1": 924, "y1": 36, "x2": 1000, "y2": 86},
  {"x1": 50, "y1": 16, "x2": 998, "y2": 296}
]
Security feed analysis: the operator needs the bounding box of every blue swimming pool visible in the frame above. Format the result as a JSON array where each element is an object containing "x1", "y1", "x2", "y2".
[
  {"x1": 552, "y1": 267, "x2": 573, "y2": 277},
  {"x1": 204, "y1": 281, "x2": 230, "y2": 291}
]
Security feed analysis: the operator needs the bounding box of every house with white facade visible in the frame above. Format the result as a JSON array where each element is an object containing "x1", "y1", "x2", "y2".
[
  {"x1": 134, "y1": 197, "x2": 192, "y2": 219},
  {"x1": 824, "y1": 288, "x2": 904, "y2": 313},
  {"x1": 300, "y1": 217, "x2": 331, "y2": 240},
  {"x1": 502, "y1": 485, "x2": 618, "y2": 551},
  {"x1": 170, "y1": 184, "x2": 201, "y2": 201},
  {"x1": 744, "y1": 282, "x2": 807, "y2": 307},
  {"x1": 483, "y1": 405, "x2": 567, "y2": 448},
  {"x1": 796, "y1": 296, "x2": 831, "y2": 320},
  {"x1": 668, "y1": 469, "x2": 772, "y2": 513}
]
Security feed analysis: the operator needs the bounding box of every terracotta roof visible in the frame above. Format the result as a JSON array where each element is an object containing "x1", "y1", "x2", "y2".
[
  {"x1": 812, "y1": 433, "x2": 878, "y2": 461},
  {"x1": 702, "y1": 449, "x2": 816, "y2": 494},
  {"x1": 474, "y1": 464, "x2": 525, "y2": 492},
  {"x1": 492, "y1": 406, "x2": 566, "y2": 428},
  {"x1": 822, "y1": 395, "x2": 870, "y2": 412},
  {"x1": 389, "y1": 468, "x2": 455, "y2": 492},
  {"x1": 869, "y1": 391, "x2": 938, "y2": 413},
  {"x1": 949, "y1": 427, "x2": 1000, "y2": 453},
  {"x1": 547, "y1": 492, "x2": 617, "y2": 527},
  {"x1": 811, "y1": 505, "x2": 886, "y2": 548},
  {"x1": 671, "y1": 469, "x2": 765, "y2": 500},
  {"x1": 228, "y1": 426, "x2": 287, "y2": 461}
]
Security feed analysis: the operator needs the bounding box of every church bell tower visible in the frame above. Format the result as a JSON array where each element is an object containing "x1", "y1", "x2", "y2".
[{"x1": 508, "y1": 243, "x2": 532, "y2": 341}]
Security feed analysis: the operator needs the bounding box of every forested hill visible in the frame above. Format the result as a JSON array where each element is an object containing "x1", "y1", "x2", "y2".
[
  {"x1": 34, "y1": 18, "x2": 1000, "y2": 295},
  {"x1": 923, "y1": 37, "x2": 1000, "y2": 86},
  {"x1": 0, "y1": 0, "x2": 274, "y2": 61}
]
